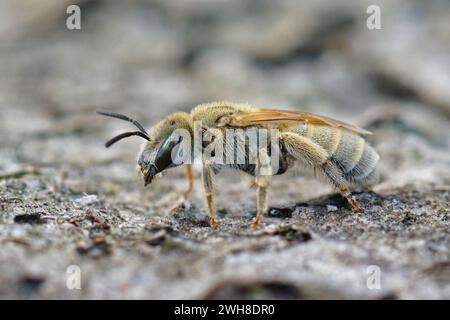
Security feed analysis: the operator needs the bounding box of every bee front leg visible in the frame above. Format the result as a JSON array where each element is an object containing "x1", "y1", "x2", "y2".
[
  {"x1": 183, "y1": 164, "x2": 194, "y2": 200},
  {"x1": 202, "y1": 160, "x2": 219, "y2": 228},
  {"x1": 253, "y1": 148, "x2": 271, "y2": 229}
]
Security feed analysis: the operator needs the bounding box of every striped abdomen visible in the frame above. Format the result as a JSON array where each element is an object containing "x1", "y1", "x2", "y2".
[{"x1": 287, "y1": 124, "x2": 379, "y2": 187}]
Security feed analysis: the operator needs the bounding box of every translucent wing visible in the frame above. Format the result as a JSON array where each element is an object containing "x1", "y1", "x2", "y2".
[{"x1": 219, "y1": 108, "x2": 371, "y2": 135}]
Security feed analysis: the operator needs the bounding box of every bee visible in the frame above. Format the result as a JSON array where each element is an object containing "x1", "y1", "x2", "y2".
[{"x1": 97, "y1": 102, "x2": 379, "y2": 229}]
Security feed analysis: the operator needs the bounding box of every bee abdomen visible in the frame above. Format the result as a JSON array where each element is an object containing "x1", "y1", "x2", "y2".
[
  {"x1": 284, "y1": 125, "x2": 380, "y2": 188},
  {"x1": 328, "y1": 130, "x2": 365, "y2": 170},
  {"x1": 308, "y1": 125, "x2": 340, "y2": 155},
  {"x1": 328, "y1": 135, "x2": 379, "y2": 186},
  {"x1": 310, "y1": 125, "x2": 379, "y2": 186},
  {"x1": 344, "y1": 144, "x2": 380, "y2": 186}
]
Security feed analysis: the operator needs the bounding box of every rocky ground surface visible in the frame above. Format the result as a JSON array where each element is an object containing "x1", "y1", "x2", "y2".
[{"x1": 0, "y1": 0, "x2": 449, "y2": 299}]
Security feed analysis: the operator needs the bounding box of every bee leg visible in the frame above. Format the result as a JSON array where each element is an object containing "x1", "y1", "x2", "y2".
[
  {"x1": 312, "y1": 155, "x2": 363, "y2": 213},
  {"x1": 253, "y1": 148, "x2": 271, "y2": 229},
  {"x1": 183, "y1": 164, "x2": 194, "y2": 200},
  {"x1": 339, "y1": 186, "x2": 362, "y2": 213},
  {"x1": 254, "y1": 185, "x2": 268, "y2": 229},
  {"x1": 202, "y1": 160, "x2": 219, "y2": 228}
]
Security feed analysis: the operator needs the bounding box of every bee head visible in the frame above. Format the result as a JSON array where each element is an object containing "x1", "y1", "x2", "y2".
[
  {"x1": 138, "y1": 112, "x2": 193, "y2": 186},
  {"x1": 97, "y1": 110, "x2": 192, "y2": 186},
  {"x1": 137, "y1": 133, "x2": 185, "y2": 186}
]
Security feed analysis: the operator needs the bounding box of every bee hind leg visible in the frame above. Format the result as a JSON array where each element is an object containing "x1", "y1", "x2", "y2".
[
  {"x1": 320, "y1": 160, "x2": 363, "y2": 213},
  {"x1": 339, "y1": 185, "x2": 362, "y2": 213}
]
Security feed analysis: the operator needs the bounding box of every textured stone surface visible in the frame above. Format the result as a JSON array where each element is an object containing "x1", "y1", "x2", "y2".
[{"x1": 0, "y1": 0, "x2": 448, "y2": 299}]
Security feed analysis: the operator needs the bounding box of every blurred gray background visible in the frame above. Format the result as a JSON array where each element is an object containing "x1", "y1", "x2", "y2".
[{"x1": 0, "y1": 0, "x2": 449, "y2": 299}]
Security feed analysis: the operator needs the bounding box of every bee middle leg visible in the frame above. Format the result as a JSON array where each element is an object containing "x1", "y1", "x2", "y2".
[
  {"x1": 202, "y1": 160, "x2": 219, "y2": 228},
  {"x1": 253, "y1": 148, "x2": 271, "y2": 229}
]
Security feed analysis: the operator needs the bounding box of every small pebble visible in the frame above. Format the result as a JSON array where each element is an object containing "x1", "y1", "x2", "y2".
[
  {"x1": 73, "y1": 194, "x2": 102, "y2": 207},
  {"x1": 326, "y1": 205, "x2": 338, "y2": 212}
]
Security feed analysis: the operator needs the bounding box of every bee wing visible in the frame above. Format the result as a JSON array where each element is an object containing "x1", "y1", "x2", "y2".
[{"x1": 219, "y1": 108, "x2": 371, "y2": 135}]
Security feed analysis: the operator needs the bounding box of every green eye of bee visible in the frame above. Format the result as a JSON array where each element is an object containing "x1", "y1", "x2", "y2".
[{"x1": 162, "y1": 136, "x2": 172, "y2": 149}]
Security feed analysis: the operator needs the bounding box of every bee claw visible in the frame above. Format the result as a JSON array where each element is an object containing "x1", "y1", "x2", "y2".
[
  {"x1": 339, "y1": 186, "x2": 363, "y2": 214},
  {"x1": 210, "y1": 218, "x2": 220, "y2": 229},
  {"x1": 252, "y1": 219, "x2": 262, "y2": 229},
  {"x1": 169, "y1": 203, "x2": 181, "y2": 213},
  {"x1": 351, "y1": 203, "x2": 363, "y2": 213},
  {"x1": 169, "y1": 196, "x2": 190, "y2": 213},
  {"x1": 183, "y1": 191, "x2": 191, "y2": 200}
]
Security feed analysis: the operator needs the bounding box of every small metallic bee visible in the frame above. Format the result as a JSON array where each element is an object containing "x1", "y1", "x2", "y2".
[{"x1": 97, "y1": 102, "x2": 379, "y2": 229}]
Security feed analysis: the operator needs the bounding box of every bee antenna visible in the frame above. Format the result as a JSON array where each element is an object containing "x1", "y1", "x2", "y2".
[
  {"x1": 105, "y1": 131, "x2": 150, "y2": 148},
  {"x1": 96, "y1": 109, "x2": 150, "y2": 139}
]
